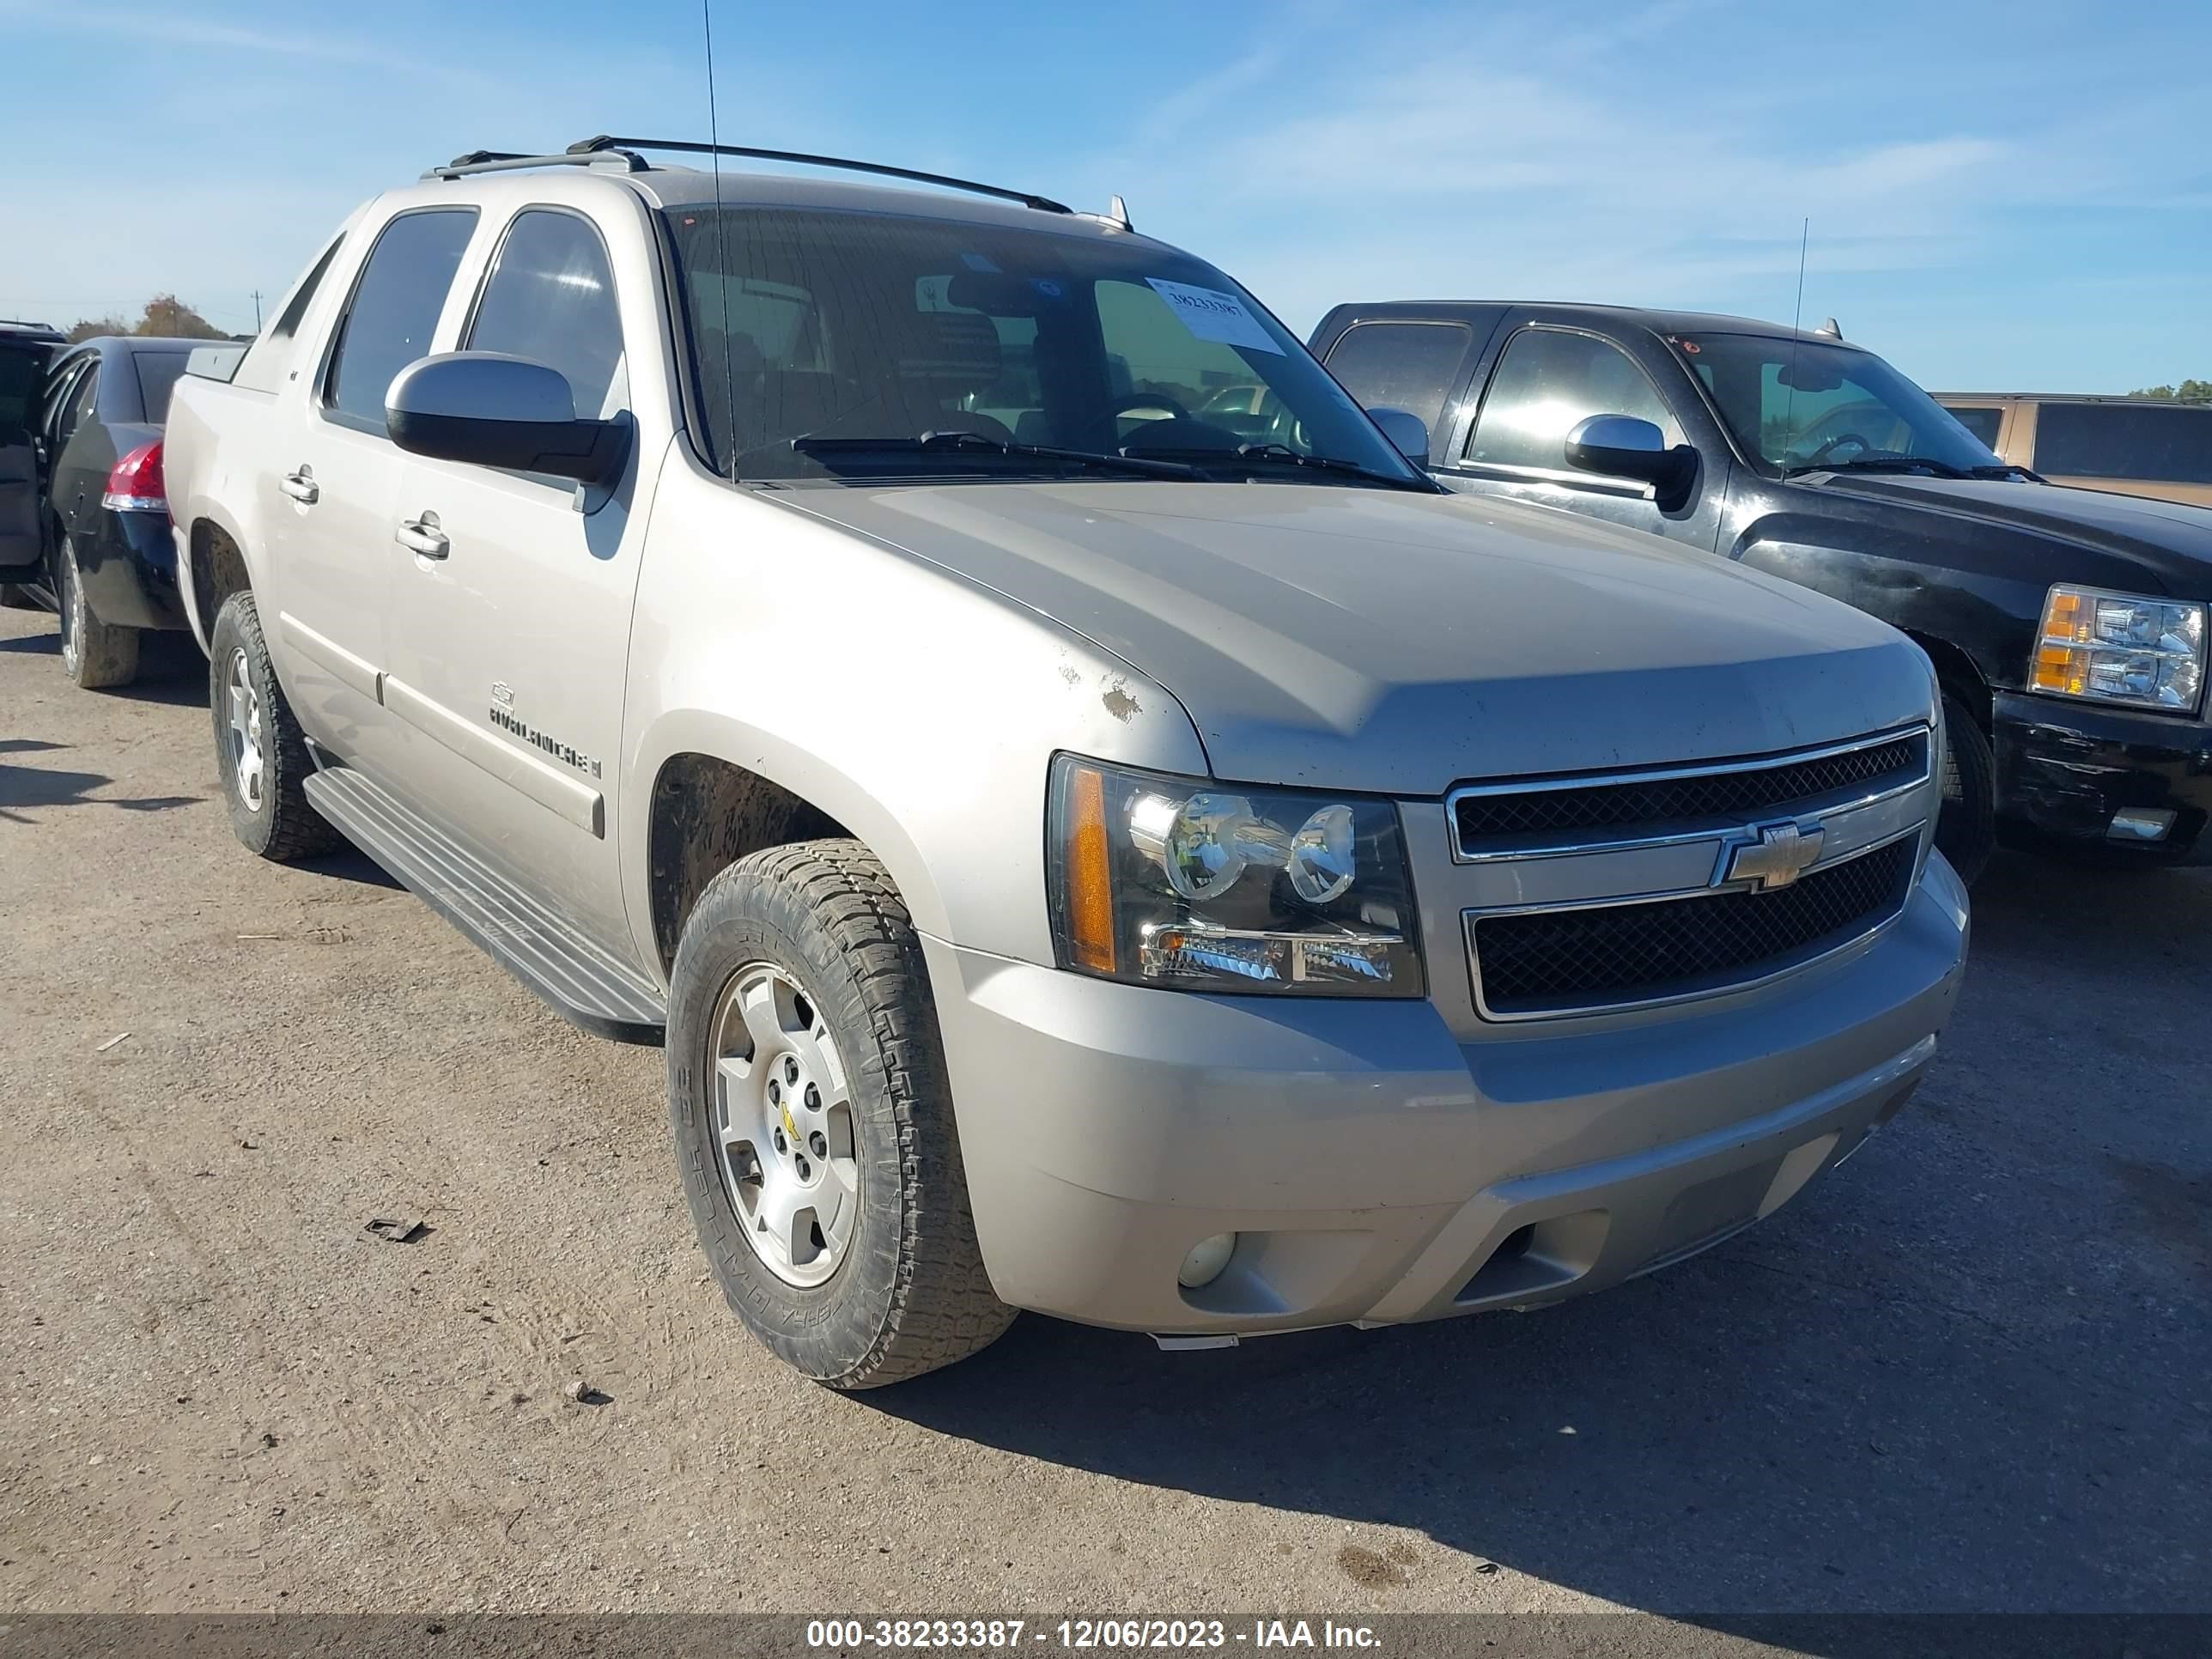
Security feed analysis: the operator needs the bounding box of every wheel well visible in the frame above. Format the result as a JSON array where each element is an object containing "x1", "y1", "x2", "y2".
[
  {"x1": 647, "y1": 753, "x2": 852, "y2": 975},
  {"x1": 190, "y1": 520, "x2": 251, "y2": 629},
  {"x1": 1904, "y1": 631, "x2": 1990, "y2": 732}
]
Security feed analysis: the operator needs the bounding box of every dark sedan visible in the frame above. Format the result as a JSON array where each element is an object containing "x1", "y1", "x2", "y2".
[
  {"x1": 14, "y1": 335, "x2": 204, "y2": 688},
  {"x1": 1310, "y1": 301, "x2": 2212, "y2": 873}
]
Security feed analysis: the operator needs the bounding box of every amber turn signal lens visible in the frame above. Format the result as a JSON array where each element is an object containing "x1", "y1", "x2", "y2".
[
  {"x1": 1063, "y1": 763, "x2": 1116, "y2": 974},
  {"x1": 2033, "y1": 644, "x2": 2088, "y2": 696}
]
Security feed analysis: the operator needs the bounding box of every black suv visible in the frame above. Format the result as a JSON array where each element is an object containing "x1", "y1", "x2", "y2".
[
  {"x1": 6, "y1": 334, "x2": 202, "y2": 688},
  {"x1": 1310, "y1": 301, "x2": 2212, "y2": 876},
  {"x1": 1, "y1": 319, "x2": 66, "y2": 605}
]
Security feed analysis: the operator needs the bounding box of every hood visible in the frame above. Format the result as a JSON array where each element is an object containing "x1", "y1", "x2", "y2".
[
  {"x1": 1800, "y1": 473, "x2": 2212, "y2": 596},
  {"x1": 783, "y1": 482, "x2": 1934, "y2": 795}
]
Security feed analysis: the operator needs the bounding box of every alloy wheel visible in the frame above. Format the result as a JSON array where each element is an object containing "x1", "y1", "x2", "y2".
[
  {"x1": 224, "y1": 647, "x2": 266, "y2": 813},
  {"x1": 55, "y1": 538, "x2": 81, "y2": 678},
  {"x1": 709, "y1": 963, "x2": 860, "y2": 1288}
]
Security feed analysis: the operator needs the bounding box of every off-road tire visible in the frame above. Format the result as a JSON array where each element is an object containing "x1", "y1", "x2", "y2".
[
  {"x1": 208, "y1": 591, "x2": 338, "y2": 861},
  {"x1": 53, "y1": 533, "x2": 139, "y2": 689},
  {"x1": 668, "y1": 839, "x2": 1013, "y2": 1389},
  {"x1": 1935, "y1": 690, "x2": 1995, "y2": 885}
]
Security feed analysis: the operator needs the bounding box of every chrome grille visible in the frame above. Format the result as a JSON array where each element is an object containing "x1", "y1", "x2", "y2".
[
  {"x1": 1471, "y1": 836, "x2": 1916, "y2": 1018},
  {"x1": 1453, "y1": 731, "x2": 1928, "y2": 856}
]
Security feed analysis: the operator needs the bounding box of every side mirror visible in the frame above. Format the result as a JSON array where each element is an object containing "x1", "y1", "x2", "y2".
[
  {"x1": 1564, "y1": 413, "x2": 1695, "y2": 495},
  {"x1": 1366, "y1": 405, "x2": 1430, "y2": 469},
  {"x1": 386, "y1": 352, "x2": 629, "y2": 486}
]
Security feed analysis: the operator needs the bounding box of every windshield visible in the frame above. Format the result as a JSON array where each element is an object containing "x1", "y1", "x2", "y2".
[
  {"x1": 1676, "y1": 333, "x2": 2002, "y2": 475},
  {"x1": 659, "y1": 205, "x2": 1423, "y2": 486}
]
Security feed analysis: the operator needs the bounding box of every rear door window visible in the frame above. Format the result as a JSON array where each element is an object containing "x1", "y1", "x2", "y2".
[
  {"x1": 52, "y1": 362, "x2": 100, "y2": 450},
  {"x1": 1466, "y1": 327, "x2": 1680, "y2": 471},
  {"x1": 324, "y1": 207, "x2": 479, "y2": 432},
  {"x1": 1322, "y1": 321, "x2": 1473, "y2": 438},
  {"x1": 2033, "y1": 403, "x2": 2212, "y2": 486}
]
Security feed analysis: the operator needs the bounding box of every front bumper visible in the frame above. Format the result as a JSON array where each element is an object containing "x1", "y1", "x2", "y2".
[
  {"x1": 926, "y1": 855, "x2": 1968, "y2": 1336},
  {"x1": 1994, "y1": 691, "x2": 2212, "y2": 864}
]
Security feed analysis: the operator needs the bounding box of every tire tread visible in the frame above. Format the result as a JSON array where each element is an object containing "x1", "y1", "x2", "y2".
[
  {"x1": 210, "y1": 592, "x2": 339, "y2": 861},
  {"x1": 674, "y1": 839, "x2": 1012, "y2": 1389}
]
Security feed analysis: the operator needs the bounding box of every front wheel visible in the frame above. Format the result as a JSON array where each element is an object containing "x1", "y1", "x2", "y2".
[
  {"x1": 667, "y1": 839, "x2": 1013, "y2": 1389},
  {"x1": 53, "y1": 533, "x2": 139, "y2": 689},
  {"x1": 1935, "y1": 691, "x2": 1995, "y2": 886}
]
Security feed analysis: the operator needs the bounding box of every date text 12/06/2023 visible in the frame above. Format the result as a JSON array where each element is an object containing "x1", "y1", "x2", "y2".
[{"x1": 804, "y1": 1620, "x2": 1382, "y2": 1650}]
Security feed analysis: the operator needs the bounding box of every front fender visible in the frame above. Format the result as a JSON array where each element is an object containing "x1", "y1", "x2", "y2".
[{"x1": 618, "y1": 453, "x2": 1211, "y2": 978}]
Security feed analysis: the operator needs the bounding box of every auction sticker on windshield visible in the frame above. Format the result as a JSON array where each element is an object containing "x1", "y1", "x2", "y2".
[{"x1": 1146, "y1": 278, "x2": 1285, "y2": 354}]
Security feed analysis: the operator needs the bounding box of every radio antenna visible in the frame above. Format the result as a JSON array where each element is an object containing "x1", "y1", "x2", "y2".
[
  {"x1": 701, "y1": 0, "x2": 737, "y2": 478},
  {"x1": 1781, "y1": 216, "x2": 1808, "y2": 466}
]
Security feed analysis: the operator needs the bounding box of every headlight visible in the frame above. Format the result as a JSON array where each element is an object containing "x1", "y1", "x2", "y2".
[
  {"x1": 2033, "y1": 585, "x2": 2205, "y2": 713},
  {"x1": 1047, "y1": 756, "x2": 1422, "y2": 996}
]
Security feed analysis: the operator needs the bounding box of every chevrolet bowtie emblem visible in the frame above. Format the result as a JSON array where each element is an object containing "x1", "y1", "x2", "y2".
[{"x1": 1722, "y1": 820, "x2": 1825, "y2": 891}]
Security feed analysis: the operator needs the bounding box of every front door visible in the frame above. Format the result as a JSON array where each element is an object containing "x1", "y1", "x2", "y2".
[
  {"x1": 380, "y1": 205, "x2": 653, "y2": 954},
  {"x1": 1433, "y1": 322, "x2": 1729, "y2": 552}
]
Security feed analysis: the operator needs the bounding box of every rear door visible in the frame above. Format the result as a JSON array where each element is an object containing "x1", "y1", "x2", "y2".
[
  {"x1": 380, "y1": 203, "x2": 656, "y2": 952},
  {"x1": 265, "y1": 204, "x2": 479, "y2": 771},
  {"x1": 0, "y1": 339, "x2": 54, "y2": 572},
  {"x1": 1431, "y1": 321, "x2": 1730, "y2": 550},
  {"x1": 41, "y1": 356, "x2": 105, "y2": 550}
]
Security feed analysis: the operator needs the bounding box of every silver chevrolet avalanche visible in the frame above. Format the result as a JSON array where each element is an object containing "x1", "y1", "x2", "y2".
[{"x1": 163, "y1": 137, "x2": 1968, "y2": 1387}]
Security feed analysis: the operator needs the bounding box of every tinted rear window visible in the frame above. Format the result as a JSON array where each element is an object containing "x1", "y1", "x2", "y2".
[
  {"x1": 132, "y1": 351, "x2": 191, "y2": 422},
  {"x1": 2034, "y1": 403, "x2": 2212, "y2": 486},
  {"x1": 1322, "y1": 321, "x2": 1474, "y2": 437}
]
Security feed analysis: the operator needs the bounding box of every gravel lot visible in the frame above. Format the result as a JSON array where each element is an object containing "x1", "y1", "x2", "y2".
[{"x1": 2, "y1": 601, "x2": 2206, "y2": 1623}]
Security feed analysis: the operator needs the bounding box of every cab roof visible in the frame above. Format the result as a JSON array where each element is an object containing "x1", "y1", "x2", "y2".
[
  {"x1": 1326, "y1": 299, "x2": 1860, "y2": 350},
  {"x1": 410, "y1": 136, "x2": 1141, "y2": 244}
]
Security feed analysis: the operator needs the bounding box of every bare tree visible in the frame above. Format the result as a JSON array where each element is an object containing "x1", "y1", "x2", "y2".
[{"x1": 64, "y1": 294, "x2": 228, "y2": 343}]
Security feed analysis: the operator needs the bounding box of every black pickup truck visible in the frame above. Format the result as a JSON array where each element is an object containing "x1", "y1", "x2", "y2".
[{"x1": 1310, "y1": 301, "x2": 2212, "y2": 876}]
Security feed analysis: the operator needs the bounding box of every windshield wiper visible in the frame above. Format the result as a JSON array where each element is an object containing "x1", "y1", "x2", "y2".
[
  {"x1": 1785, "y1": 455, "x2": 1971, "y2": 480},
  {"x1": 1133, "y1": 441, "x2": 1437, "y2": 492},
  {"x1": 791, "y1": 432, "x2": 1202, "y2": 481}
]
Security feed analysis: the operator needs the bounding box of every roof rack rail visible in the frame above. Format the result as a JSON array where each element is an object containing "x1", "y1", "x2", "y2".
[
  {"x1": 563, "y1": 135, "x2": 1073, "y2": 215},
  {"x1": 422, "y1": 146, "x2": 649, "y2": 180}
]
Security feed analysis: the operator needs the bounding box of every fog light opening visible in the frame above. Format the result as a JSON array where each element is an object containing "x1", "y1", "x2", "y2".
[
  {"x1": 2107, "y1": 808, "x2": 2176, "y2": 842},
  {"x1": 1176, "y1": 1231, "x2": 1238, "y2": 1289}
]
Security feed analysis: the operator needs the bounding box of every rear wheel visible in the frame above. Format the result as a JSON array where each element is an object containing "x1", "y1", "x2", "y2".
[
  {"x1": 668, "y1": 839, "x2": 1013, "y2": 1389},
  {"x1": 53, "y1": 533, "x2": 139, "y2": 689},
  {"x1": 208, "y1": 591, "x2": 337, "y2": 861},
  {"x1": 1935, "y1": 690, "x2": 1995, "y2": 885}
]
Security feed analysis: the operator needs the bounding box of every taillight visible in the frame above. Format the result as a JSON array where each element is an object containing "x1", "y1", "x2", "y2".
[{"x1": 102, "y1": 439, "x2": 167, "y2": 514}]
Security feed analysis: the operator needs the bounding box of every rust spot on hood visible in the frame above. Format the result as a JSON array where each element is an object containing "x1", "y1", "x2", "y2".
[{"x1": 1102, "y1": 682, "x2": 1142, "y2": 723}]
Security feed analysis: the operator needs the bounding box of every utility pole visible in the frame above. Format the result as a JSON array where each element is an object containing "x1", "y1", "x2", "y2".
[{"x1": 251, "y1": 289, "x2": 263, "y2": 331}]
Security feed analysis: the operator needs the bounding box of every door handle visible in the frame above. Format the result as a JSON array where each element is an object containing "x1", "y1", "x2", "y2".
[
  {"x1": 395, "y1": 513, "x2": 449, "y2": 561},
  {"x1": 279, "y1": 469, "x2": 319, "y2": 504}
]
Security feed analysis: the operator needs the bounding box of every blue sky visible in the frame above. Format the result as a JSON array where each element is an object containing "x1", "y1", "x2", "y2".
[{"x1": 3, "y1": 0, "x2": 2206, "y2": 392}]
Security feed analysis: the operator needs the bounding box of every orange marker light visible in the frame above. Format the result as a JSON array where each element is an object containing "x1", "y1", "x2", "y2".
[{"x1": 1065, "y1": 765, "x2": 1117, "y2": 974}]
